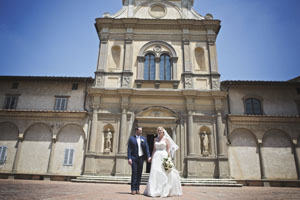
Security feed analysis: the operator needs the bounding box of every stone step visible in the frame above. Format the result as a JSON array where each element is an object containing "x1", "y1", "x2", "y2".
[{"x1": 71, "y1": 175, "x2": 242, "y2": 187}]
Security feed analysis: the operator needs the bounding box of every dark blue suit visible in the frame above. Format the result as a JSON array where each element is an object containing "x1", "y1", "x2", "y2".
[{"x1": 127, "y1": 135, "x2": 150, "y2": 192}]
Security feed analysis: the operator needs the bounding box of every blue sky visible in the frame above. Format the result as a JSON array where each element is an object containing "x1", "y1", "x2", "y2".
[{"x1": 0, "y1": 0, "x2": 299, "y2": 81}]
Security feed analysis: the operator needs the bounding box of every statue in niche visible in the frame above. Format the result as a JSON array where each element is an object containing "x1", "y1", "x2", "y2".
[
  {"x1": 201, "y1": 131, "x2": 209, "y2": 156},
  {"x1": 104, "y1": 128, "x2": 113, "y2": 153},
  {"x1": 96, "y1": 76, "x2": 102, "y2": 87}
]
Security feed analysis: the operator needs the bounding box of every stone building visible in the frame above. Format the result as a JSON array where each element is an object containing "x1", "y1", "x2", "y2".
[{"x1": 0, "y1": 0, "x2": 299, "y2": 183}]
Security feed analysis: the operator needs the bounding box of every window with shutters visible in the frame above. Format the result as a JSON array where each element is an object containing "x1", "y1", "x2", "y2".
[
  {"x1": 244, "y1": 98, "x2": 263, "y2": 115},
  {"x1": 3, "y1": 95, "x2": 19, "y2": 109},
  {"x1": 0, "y1": 146, "x2": 7, "y2": 165},
  {"x1": 63, "y1": 148, "x2": 74, "y2": 166},
  {"x1": 159, "y1": 54, "x2": 172, "y2": 80},
  {"x1": 54, "y1": 97, "x2": 68, "y2": 111}
]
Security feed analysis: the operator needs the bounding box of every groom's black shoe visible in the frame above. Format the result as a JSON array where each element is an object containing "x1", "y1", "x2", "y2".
[{"x1": 131, "y1": 191, "x2": 136, "y2": 195}]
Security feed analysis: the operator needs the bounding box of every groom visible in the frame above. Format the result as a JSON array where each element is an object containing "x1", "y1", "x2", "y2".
[{"x1": 127, "y1": 127, "x2": 151, "y2": 195}]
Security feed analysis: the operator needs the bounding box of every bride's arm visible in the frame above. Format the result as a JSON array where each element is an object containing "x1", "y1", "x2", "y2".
[
  {"x1": 151, "y1": 139, "x2": 156, "y2": 158},
  {"x1": 165, "y1": 139, "x2": 171, "y2": 157}
]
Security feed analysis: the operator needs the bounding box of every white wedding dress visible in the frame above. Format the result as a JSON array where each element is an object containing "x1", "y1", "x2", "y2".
[{"x1": 144, "y1": 140, "x2": 182, "y2": 197}]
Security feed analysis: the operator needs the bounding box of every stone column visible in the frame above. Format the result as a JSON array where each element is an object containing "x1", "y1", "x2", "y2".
[
  {"x1": 12, "y1": 134, "x2": 24, "y2": 172},
  {"x1": 216, "y1": 111, "x2": 224, "y2": 156},
  {"x1": 182, "y1": 29, "x2": 191, "y2": 72},
  {"x1": 118, "y1": 107, "x2": 128, "y2": 154},
  {"x1": 292, "y1": 140, "x2": 300, "y2": 180},
  {"x1": 97, "y1": 32, "x2": 109, "y2": 71},
  {"x1": 124, "y1": 29, "x2": 133, "y2": 71},
  {"x1": 257, "y1": 140, "x2": 266, "y2": 179},
  {"x1": 47, "y1": 137, "x2": 57, "y2": 174},
  {"x1": 155, "y1": 57, "x2": 160, "y2": 80},
  {"x1": 187, "y1": 110, "x2": 195, "y2": 155},
  {"x1": 137, "y1": 56, "x2": 145, "y2": 79},
  {"x1": 89, "y1": 108, "x2": 98, "y2": 153}
]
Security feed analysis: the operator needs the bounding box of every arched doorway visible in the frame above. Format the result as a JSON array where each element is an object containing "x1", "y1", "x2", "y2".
[{"x1": 135, "y1": 106, "x2": 179, "y2": 173}]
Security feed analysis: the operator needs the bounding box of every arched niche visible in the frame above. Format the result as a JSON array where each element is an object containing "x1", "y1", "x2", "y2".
[
  {"x1": 199, "y1": 126, "x2": 211, "y2": 156},
  {"x1": 228, "y1": 128, "x2": 261, "y2": 179},
  {"x1": 103, "y1": 124, "x2": 114, "y2": 153},
  {"x1": 262, "y1": 129, "x2": 297, "y2": 179},
  {"x1": 194, "y1": 47, "x2": 205, "y2": 71},
  {"x1": 110, "y1": 46, "x2": 121, "y2": 69}
]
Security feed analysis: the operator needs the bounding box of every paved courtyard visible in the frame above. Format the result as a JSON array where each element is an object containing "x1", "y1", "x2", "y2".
[{"x1": 0, "y1": 179, "x2": 300, "y2": 200}]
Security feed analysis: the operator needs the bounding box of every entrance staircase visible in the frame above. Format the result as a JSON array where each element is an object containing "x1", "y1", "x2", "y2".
[{"x1": 71, "y1": 174, "x2": 242, "y2": 187}]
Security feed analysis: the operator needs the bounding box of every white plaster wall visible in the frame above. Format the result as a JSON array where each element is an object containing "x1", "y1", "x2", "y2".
[
  {"x1": 262, "y1": 130, "x2": 297, "y2": 179},
  {"x1": 52, "y1": 125, "x2": 84, "y2": 175},
  {"x1": 0, "y1": 80, "x2": 87, "y2": 111},
  {"x1": 18, "y1": 124, "x2": 52, "y2": 174},
  {"x1": 228, "y1": 129, "x2": 261, "y2": 179},
  {"x1": 229, "y1": 87, "x2": 298, "y2": 115},
  {"x1": 0, "y1": 122, "x2": 18, "y2": 172}
]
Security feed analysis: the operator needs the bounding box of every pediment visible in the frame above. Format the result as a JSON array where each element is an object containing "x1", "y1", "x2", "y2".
[{"x1": 136, "y1": 106, "x2": 178, "y2": 119}]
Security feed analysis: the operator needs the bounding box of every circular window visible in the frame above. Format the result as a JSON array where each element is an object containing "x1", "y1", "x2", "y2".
[{"x1": 149, "y1": 4, "x2": 166, "y2": 19}]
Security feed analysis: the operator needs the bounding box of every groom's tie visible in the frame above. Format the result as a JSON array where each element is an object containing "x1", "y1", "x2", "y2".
[{"x1": 136, "y1": 136, "x2": 144, "y2": 157}]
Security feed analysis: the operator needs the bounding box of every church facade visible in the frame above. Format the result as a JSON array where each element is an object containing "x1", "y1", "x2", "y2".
[{"x1": 0, "y1": 0, "x2": 299, "y2": 182}]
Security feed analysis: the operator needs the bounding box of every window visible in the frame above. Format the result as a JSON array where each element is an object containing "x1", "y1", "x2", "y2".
[
  {"x1": 63, "y1": 148, "x2": 74, "y2": 166},
  {"x1": 159, "y1": 54, "x2": 171, "y2": 80},
  {"x1": 144, "y1": 53, "x2": 155, "y2": 80},
  {"x1": 3, "y1": 95, "x2": 18, "y2": 109},
  {"x1": 72, "y1": 83, "x2": 78, "y2": 90},
  {"x1": 297, "y1": 88, "x2": 300, "y2": 95},
  {"x1": 11, "y1": 82, "x2": 19, "y2": 89},
  {"x1": 245, "y1": 98, "x2": 263, "y2": 115},
  {"x1": 0, "y1": 146, "x2": 7, "y2": 165},
  {"x1": 54, "y1": 97, "x2": 68, "y2": 110}
]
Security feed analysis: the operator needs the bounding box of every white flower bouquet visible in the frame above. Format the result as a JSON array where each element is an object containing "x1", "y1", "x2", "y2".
[{"x1": 162, "y1": 157, "x2": 174, "y2": 173}]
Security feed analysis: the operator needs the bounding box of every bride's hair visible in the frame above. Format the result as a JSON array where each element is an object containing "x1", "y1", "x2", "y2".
[{"x1": 157, "y1": 126, "x2": 164, "y2": 134}]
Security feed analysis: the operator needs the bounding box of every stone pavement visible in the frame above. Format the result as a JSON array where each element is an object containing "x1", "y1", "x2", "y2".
[{"x1": 0, "y1": 179, "x2": 300, "y2": 200}]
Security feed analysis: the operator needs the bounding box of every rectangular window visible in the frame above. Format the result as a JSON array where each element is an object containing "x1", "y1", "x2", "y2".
[
  {"x1": 0, "y1": 146, "x2": 7, "y2": 165},
  {"x1": 11, "y1": 82, "x2": 19, "y2": 89},
  {"x1": 54, "y1": 97, "x2": 68, "y2": 110},
  {"x1": 3, "y1": 95, "x2": 18, "y2": 109},
  {"x1": 72, "y1": 83, "x2": 78, "y2": 90},
  {"x1": 63, "y1": 148, "x2": 74, "y2": 166}
]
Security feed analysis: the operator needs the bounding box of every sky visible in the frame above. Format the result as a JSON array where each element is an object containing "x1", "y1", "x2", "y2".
[{"x1": 0, "y1": 0, "x2": 300, "y2": 81}]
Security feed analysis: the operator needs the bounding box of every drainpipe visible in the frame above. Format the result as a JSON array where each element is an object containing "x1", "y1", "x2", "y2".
[
  {"x1": 225, "y1": 82, "x2": 232, "y2": 144},
  {"x1": 83, "y1": 79, "x2": 89, "y2": 112}
]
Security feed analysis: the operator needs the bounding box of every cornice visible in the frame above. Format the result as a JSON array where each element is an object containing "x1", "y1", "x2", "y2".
[
  {"x1": 228, "y1": 114, "x2": 300, "y2": 124},
  {"x1": 0, "y1": 109, "x2": 88, "y2": 120},
  {"x1": 95, "y1": 18, "x2": 221, "y2": 32}
]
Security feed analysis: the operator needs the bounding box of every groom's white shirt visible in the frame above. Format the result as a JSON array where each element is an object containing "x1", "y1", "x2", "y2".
[{"x1": 136, "y1": 135, "x2": 144, "y2": 157}]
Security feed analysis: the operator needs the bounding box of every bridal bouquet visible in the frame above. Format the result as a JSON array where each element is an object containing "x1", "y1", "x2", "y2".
[{"x1": 162, "y1": 157, "x2": 174, "y2": 173}]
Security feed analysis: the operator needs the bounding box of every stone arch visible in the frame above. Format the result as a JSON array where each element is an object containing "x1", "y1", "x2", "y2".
[
  {"x1": 137, "y1": 106, "x2": 179, "y2": 119},
  {"x1": 57, "y1": 123, "x2": 86, "y2": 141},
  {"x1": 261, "y1": 129, "x2": 297, "y2": 179},
  {"x1": 228, "y1": 128, "x2": 261, "y2": 179},
  {"x1": 138, "y1": 41, "x2": 177, "y2": 58},
  {"x1": 23, "y1": 122, "x2": 53, "y2": 140},
  {"x1": 18, "y1": 123, "x2": 52, "y2": 174},
  {"x1": 0, "y1": 121, "x2": 19, "y2": 172},
  {"x1": 52, "y1": 124, "x2": 85, "y2": 175}
]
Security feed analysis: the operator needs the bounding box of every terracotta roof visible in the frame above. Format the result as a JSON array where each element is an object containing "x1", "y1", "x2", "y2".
[
  {"x1": 288, "y1": 76, "x2": 300, "y2": 82},
  {"x1": 221, "y1": 80, "x2": 300, "y2": 87},
  {"x1": 0, "y1": 76, "x2": 94, "y2": 82}
]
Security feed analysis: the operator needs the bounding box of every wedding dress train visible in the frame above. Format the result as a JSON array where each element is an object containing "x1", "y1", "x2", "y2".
[{"x1": 144, "y1": 140, "x2": 182, "y2": 198}]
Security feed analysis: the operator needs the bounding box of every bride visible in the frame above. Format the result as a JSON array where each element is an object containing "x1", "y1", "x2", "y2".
[{"x1": 144, "y1": 127, "x2": 182, "y2": 197}]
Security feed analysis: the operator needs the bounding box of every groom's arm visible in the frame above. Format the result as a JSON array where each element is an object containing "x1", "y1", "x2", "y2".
[{"x1": 127, "y1": 137, "x2": 132, "y2": 165}]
